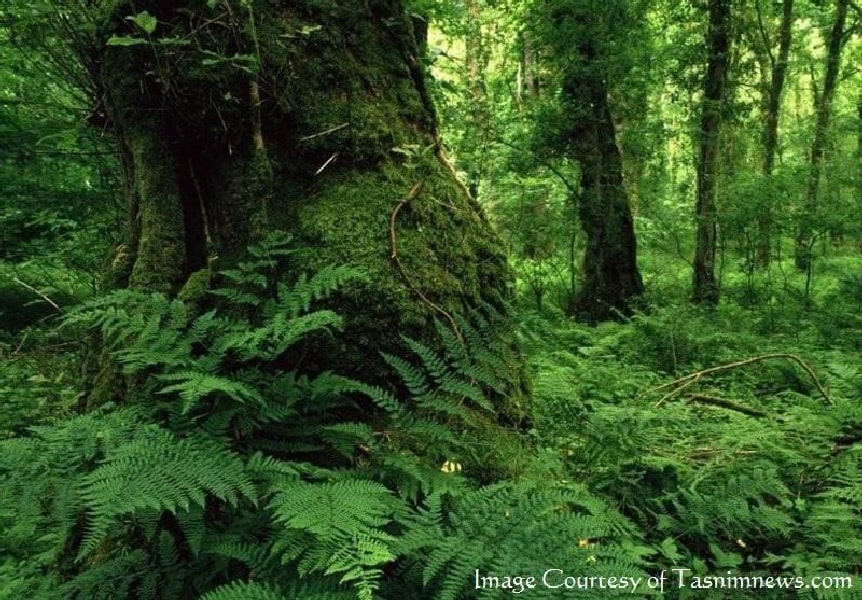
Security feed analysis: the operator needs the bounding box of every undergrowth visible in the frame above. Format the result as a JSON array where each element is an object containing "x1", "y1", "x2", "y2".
[
  {"x1": 2, "y1": 235, "x2": 860, "y2": 598},
  {"x1": 0, "y1": 233, "x2": 644, "y2": 599},
  {"x1": 527, "y1": 300, "x2": 862, "y2": 599}
]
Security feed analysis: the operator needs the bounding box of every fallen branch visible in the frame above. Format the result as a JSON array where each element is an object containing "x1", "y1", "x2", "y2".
[
  {"x1": 299, "y1": 122, "x2": 348, "y2": 141},
  {"x1": 687, "y1": 447, "x2": 760, "y2": 459},
  {"x1": 686, "y1": 393, "x2": 769, "y2": 418},
  {"x1": 646, "y1": 353, "x2": 831, "y2": 406}
]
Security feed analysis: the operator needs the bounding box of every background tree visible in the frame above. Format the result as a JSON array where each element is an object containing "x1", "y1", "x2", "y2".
[
  {"x1": 534, "y1": 0, "x2": 645, "y2": 323},
  {"x1": 693, "y1": 0, "x2": 733, "y2": 306},
  {"x1": 795, "y1": 0, "x2": 848, "y2": 273},
  {"x1": 753, "y1": 0, "x2": 794, "y2": 267}
]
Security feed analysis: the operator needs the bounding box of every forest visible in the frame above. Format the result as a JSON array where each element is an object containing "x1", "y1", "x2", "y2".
[{"x1": 1, "y1": 0, "x2": 861, "y2": 598}]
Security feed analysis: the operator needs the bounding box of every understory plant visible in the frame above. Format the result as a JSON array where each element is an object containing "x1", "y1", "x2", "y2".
[
  {"x1": 0, "y1": 233, "x2": 644, "y2": 599},
  {"x1": 529, "y1": 307, "x2": 862, "y2": 599}
]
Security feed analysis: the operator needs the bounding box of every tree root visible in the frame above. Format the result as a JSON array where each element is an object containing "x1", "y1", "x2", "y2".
[{"x1": 389, "y1": 182, "x2": 463, "y2": 344}]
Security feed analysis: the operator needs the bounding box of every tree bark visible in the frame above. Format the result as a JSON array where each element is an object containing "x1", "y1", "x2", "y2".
[
  {"x1": 796, "y1": 0, "x2": 847, "y2": 271},
  {"x1": 562, "y1": 50, "x2": 644, "y2": 323},
  {"x1": 91, "y1": 0, "x2": 526, "y2": 408},
  {"x1": 756, "y1": 0, "x2": 793, "y2": 268},
  {"x1": 693, "y1": 0, "x2": 732, "y2": 306},
  {"x1": 521, "y1": 32, "x2": 538, "y2": 101},
  {"x1": 463, "y1": 0, "x2": 490, "y2": 198},
  {"x1": 857, "y1": 96, "x2": 862, "y2": 252}
]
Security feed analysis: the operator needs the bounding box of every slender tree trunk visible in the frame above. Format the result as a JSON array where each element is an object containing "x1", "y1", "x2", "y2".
[
  {"x1": 90, "y1": 0, "x2": 526, "y2": 408},
  {"x1": 857, "y1": 96, "x2": 862, "y2": 252},
  {"x1": 693, "y1": 0, "x2": 732, "y2": 306},
  {"x1": 464, "y1": 0, "x2": 489, "y2": 198},
  {"x1": 796, "y1": 0, "x2": 847, "y2": 271},
  {"x1": 756, "y1": 0, "x2": 793, "y2": 268},
  {"x1": 522, "y1": 33, "x2": 538, "y2": 100}
]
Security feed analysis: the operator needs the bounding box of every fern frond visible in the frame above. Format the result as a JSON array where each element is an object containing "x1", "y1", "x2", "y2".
[
  {"x1": 382, "y1": 352, "x2": 429, "y2": 397},
  {"x1": 269, "y1": 479, "x2": 400, "y2": 599},
  {"x1": 276, "y1": 265, "x2": 364, "y2": 318},
  {"x1": 403, "y1": 336, "x2": 451, "y2": 383},
  {"x1": 78, "y1": 426, "x2": 256, "y2": 558},
  {"x1": 200, "y1": 580, "x2": 289, "y2": 600},
  {"x1": 201, "y1": 578, "x2": 355, "y2": 600},
  {"x1": 156, "y1": 371, "x2": 264, "y2": 414},
  {"x1": 321, "y1": 422, "x2": 375, "y2": 457}
]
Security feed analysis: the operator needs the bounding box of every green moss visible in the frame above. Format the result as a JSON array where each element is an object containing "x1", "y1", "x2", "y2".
[
  {"x1": 126, "y1": 127, "x2": 186, "y2": 294},
  {"x1": 93, "y1": 0, "x2": 527, "y2": 421},
  {"x1": 272, "y1": 153, "x2": 524, "y2": 419},
  {"x1": 177, "y1": 268, "x2": 212, "y2": 305},
  {"x1": 217, "y1": 151, "x2": 274, "y2": 260}
]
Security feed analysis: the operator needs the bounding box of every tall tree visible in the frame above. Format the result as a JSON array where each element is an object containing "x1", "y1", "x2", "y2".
[
  {"x1": 59, "y1": 1, "x2": 524, "y2": 401},
  {"x1": 538, "y1": 0, "x2": 644, "y2": 323},
  {"x1": 795, "y1": 0, "x2": 847, "y2": 271},
  {"x1": 693, "y1": 0, "x2": 732, "y2": 306},
  {"x1": 519, "y1": 31, "x2": 539, "y2": 104},
  {"x1": 755, "y1": 0, "x2": 794, "y2": 267},
  {"x1": 857, "y1": 94, "x2": 862, "y2": 250},
  {"x1": 462, "y1": 0, "x2": 491, "y2": 197}
]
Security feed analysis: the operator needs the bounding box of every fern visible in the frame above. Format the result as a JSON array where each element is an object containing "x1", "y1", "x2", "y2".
[
  {"x1": 77, "y1": 426, "x2": 257, "y2": 558},
  {"x1": 269, "y1": 479, "x2": 401, "y2": 600},
  {"x1": 395, "y1": 482, "x2": 644, "y2": 600},
  {"x1": 4, "y1": 231, "x2": 568, "y2": 600},
  {"x1": 156, "y1": 371, "x2": 265, "y2": 414},
  {"x1": 201, "y1": 580, "x2": 290, "y2": 600},
  {"x1": 201, "y1": 578, "x2": 355, "y2": 600}
]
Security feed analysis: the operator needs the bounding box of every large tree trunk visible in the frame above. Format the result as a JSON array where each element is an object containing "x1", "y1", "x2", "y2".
[
  {"x1": 93, "y1": 1, "x2": 525, "y2": 408},
  {"x1": 693, "y1": 0, "x2": 732, "y2": 306},
  {"x1": 795, "y1": 0, "x2": 847, "y2": 271},
  {"x1": 756, "y1": 0, "x2": 793, "y2": 268}
]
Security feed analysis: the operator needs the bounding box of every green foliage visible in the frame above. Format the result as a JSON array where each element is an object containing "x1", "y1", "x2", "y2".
[
  {"x1": 2, "y1": 233, "x2": 637, "y2": 599},
  {"x1": 527, "y1": 306, "x2": 862, "y2": 596},
  {"x1": 395, "y1": 482, "x2": 644, "y2": 600},
  {"x1": 269, "y1": 480, "x2": 399, "y2": 600},
  {"x1": 10, "y1": 240, "x2": 860, "y2": 597},
  {"x1": 6, "y1": 1, "x2": 862, "y2": 598}
]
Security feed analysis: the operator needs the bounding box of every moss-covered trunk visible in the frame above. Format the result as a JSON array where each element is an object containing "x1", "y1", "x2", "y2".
[
  {"x1": 561, "y1": 47, "x2": 643, "y2": 323},
  {"x1": 94, "y1": 0, "x2": 525, "y2": 411}
]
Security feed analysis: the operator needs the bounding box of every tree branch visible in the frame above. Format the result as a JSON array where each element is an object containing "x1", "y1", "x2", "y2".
[
  {"x1": 686, "y1": 393, "x2": 770, "y2": 418},
  {"x1": 12, "y1": 278, "x2": 61, "y2": 311},
  {"x1": 646, "y1": 353, "x2": 831, "y2": 406}
]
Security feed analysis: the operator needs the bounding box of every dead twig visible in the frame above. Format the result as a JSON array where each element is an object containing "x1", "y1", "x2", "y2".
[
  {"x1": 13, "y1": 330, "x2": 29, "y2": 355},
  {"x1": 646, "y1": 353, "x2": 831, "y2": 406},
  {"x1": 299, "y1": 122, "x2": 348, "y2": 141},
  {"x1": 12, "y1": 277, "x2": 61, "y2": 311}
]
